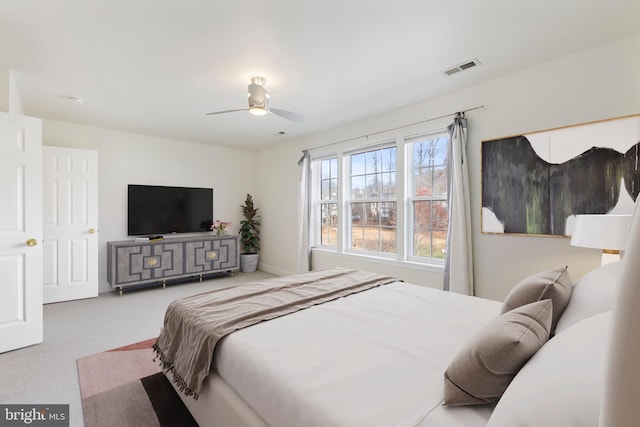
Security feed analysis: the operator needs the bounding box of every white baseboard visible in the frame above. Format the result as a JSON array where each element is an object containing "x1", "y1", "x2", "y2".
[{"x1": 257, "y1": 263, "x2": 296, "y2": 277}]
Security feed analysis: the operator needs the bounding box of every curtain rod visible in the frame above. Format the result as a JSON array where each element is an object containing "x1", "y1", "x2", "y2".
[{"x1": 302, "y1": 105, "x2": 485, "y2": 154}]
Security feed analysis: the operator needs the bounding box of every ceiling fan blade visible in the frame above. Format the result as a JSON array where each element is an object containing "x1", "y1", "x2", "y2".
[
  {"x1": 205, "y1": 108, "x2": 248, "y2": 116},
  {"x1": 269, "y1": 108, "x2": 305, "y2": 122}
]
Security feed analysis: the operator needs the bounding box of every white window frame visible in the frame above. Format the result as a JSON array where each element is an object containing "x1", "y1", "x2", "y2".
[
  {"x1": 346, "y1": 142, "x2": 398, "y2": 258},
  {"x1": 308, "y1": 121, "x2": 450, "y2": 268},
  {"x1": 311, "y1": 155, "x2": 340, "y2": 249},
  {"x1": 406, "y1": 130, "x2": 450, "y2": 265}
]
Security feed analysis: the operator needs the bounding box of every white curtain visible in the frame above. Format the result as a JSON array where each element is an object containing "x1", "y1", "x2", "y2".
[
  {"x1": 444, "y1": 114, "x2": 474, "y2": 295},
  {"x1": 296, "y1": 151, "x2": 311, "y2": 272}
]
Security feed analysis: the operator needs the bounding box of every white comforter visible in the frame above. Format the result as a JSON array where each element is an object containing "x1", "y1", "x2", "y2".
[{"x1": 214, "y1": 282, "x2": 500, "y2": 427}]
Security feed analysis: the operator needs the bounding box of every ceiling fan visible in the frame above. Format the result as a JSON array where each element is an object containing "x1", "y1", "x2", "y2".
[{"x1": 206, "y1": 76, "x2": 304, "y2": 122}]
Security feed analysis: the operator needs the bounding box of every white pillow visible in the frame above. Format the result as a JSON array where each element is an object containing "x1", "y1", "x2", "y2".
[
  {"x1": 555, "y1": 261, "x2": 622, "y2": 333},
  {"x1": 486, "y1": 311, "x2": 610, "y2": 427}
]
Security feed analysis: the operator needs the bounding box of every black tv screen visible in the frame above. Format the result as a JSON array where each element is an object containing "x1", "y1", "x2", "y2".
[{"x1": 128, "y1": 185, "x2": 213, "y2": 236}]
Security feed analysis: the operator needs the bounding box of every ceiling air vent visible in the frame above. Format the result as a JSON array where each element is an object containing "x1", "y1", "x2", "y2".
[{"x1": 442, "y1": 58, "x2": 481, "y2": 76}]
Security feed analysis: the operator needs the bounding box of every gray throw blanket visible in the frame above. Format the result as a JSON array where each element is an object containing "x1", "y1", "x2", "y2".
[{"x1": 153, "y1": 268, "x2": 399, "y2": 398}]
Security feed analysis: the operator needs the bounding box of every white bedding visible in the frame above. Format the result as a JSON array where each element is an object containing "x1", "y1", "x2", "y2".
[
  {"x1": 171, "y1": 198, "x2": 640, "y2": 427},
  {"x1": 211, "y1": 282, "x2": 501, "y2": 427}
]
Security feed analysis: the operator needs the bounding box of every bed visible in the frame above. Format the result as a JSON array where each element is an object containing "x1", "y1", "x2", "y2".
[{"x1": 155, "y1": 206, "x2": 640, "y2": 427}]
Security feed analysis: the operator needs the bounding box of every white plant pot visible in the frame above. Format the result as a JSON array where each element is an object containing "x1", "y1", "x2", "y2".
[{"x1": 240, "y1": 253, "x2": 259, "y2": 273}]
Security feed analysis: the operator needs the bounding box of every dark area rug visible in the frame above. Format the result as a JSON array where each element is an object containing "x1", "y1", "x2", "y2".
[{"x1": 76, "y1": 338, "x2": 198, "y2": 427}]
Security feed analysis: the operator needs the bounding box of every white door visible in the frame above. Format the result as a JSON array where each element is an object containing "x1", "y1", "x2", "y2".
[
  {"x1": 0, "y1": 112, "x2": 43, "y2": 353},
  {"x1": 43, "y1": 146, "x2": 98, "y2": 303}
]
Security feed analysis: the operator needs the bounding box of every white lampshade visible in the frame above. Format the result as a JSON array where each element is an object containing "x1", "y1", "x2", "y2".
[{"x1": 570, "y1": 214, "x2": 632, "y2": 264}]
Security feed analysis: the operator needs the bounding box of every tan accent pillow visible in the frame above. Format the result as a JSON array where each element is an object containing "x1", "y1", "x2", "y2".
[
  {"x1": 443, "y1": 299, "x2": 552, "y2": 406},
  {"x1": 501, "y1": 266, "x2": 572, "y2": 332}
]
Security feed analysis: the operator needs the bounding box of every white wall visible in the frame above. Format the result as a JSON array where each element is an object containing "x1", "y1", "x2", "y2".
[
  {"x1": 34, "y1": 33, "x2": 640, "y2": 299},
  {"x1": 43, "y1": 120, "x2": 256, "y2": 293},
  {"x1": 9, "y1": 70, "x2": 24, "y2": 115},
  {"x1": 255, "y1": 33, "x2": 640, "y2": 301},
  {"x1": 0, "y1": 67, "x2": 24, "y2": 114},
  {"x1": 0, "y1": 66, "x2": 8, "y2": 112}
]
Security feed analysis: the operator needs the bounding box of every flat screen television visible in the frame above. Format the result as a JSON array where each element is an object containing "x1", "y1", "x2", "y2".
[{"x1": 127, "y1": 184, "x2": 213, "y2": 236}]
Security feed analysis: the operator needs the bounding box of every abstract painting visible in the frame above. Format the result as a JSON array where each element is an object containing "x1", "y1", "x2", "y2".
[{"x1": 481, "y1": 114, "x2": 640, "y2": 236}]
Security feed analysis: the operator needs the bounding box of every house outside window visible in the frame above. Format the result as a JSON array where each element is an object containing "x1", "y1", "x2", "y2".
[
  {"x1": 310, "y1": 128, "x2": 449, "y2": 265},
  {"x1": 349, "y1": 146, "x2": 397, "y2": 254}
]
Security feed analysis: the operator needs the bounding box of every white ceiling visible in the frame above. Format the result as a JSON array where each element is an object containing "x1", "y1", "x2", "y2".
[{"x1": 2, "y1": 0, "x2": 639, "y2": 151}]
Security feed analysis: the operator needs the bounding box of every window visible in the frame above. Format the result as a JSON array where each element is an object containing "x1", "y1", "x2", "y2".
[
  {"x1": 349, "y1": 146, "x2": 397, "y2": 254},
  {"x1": 408, "y1": 133, "x2": 449, "y2": 260},
  {"x1": 310, "y1": 128, "x2": 450, "y2": 264},
  {"x1": 318, "y1": 157, "x2": 338, "y2": 246}
]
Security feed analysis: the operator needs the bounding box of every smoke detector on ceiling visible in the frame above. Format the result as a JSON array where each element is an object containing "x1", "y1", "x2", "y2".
[{"x1": 441, "y1": 58, "x2": 481, "y2": 76}]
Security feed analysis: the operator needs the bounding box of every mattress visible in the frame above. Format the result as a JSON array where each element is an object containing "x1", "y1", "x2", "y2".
[{"x1": 180, "y1": 282, "x2": 501, "y2": 427}]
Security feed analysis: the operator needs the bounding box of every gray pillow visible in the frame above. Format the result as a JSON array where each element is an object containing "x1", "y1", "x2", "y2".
[
  {"x1": 501, "y1": 266, "x2": 572, "y2": 332},
  {"x1": 443, "y1": 299, "x2": 552, "y2": 406}
]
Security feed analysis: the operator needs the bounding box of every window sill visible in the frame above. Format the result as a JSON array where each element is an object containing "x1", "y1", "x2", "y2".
[{"x1": 311, "y1": 247, "x2": 444, "y2": 274}]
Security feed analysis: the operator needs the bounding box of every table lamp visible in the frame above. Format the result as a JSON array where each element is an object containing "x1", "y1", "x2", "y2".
[{"x1": 570, "y1": 214, "x2": 632, "y2": 265}]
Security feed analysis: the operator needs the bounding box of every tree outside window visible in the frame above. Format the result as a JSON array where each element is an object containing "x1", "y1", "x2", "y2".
[
  {"x1": 410, "y1": 134, "x2": 449, "y2": 259},
  {"x1": 310, "y1": 128, "x2": 449, "y2": 263},
  {"x1": 319, "y1": 158, "x2": 338, "y2": 246},
  {"x1": 350, "y1": 146, "x2": 397, "y2": 254}
]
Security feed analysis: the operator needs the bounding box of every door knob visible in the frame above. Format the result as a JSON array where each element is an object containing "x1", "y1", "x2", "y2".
[
  {"x1": 26, "y1": 238, "x2": 38, "y2": 247},
  {"x1": 88, "y1": 228, "x2": 96, "y2": 234}
]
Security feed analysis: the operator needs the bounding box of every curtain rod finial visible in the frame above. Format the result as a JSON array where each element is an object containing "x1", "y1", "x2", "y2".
[{"x1": 297, "y1": 150, "x2": 309, "y2": 166}]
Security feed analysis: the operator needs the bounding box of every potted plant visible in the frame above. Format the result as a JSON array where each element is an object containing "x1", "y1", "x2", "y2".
[{"x1": 239, "y1": 194, "x2": 260, "y2": 272}]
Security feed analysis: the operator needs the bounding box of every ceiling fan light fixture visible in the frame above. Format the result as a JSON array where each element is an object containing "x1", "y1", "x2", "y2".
[
  {"x1": 249, "y1": 106, "x2": 268, "y2": 116},
  {"x1": 251, "y1": 76, "x2": 267, "y2": 86},
  {"x1": 206, "y1": 76, "x2": 303, "y2": 121}
]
